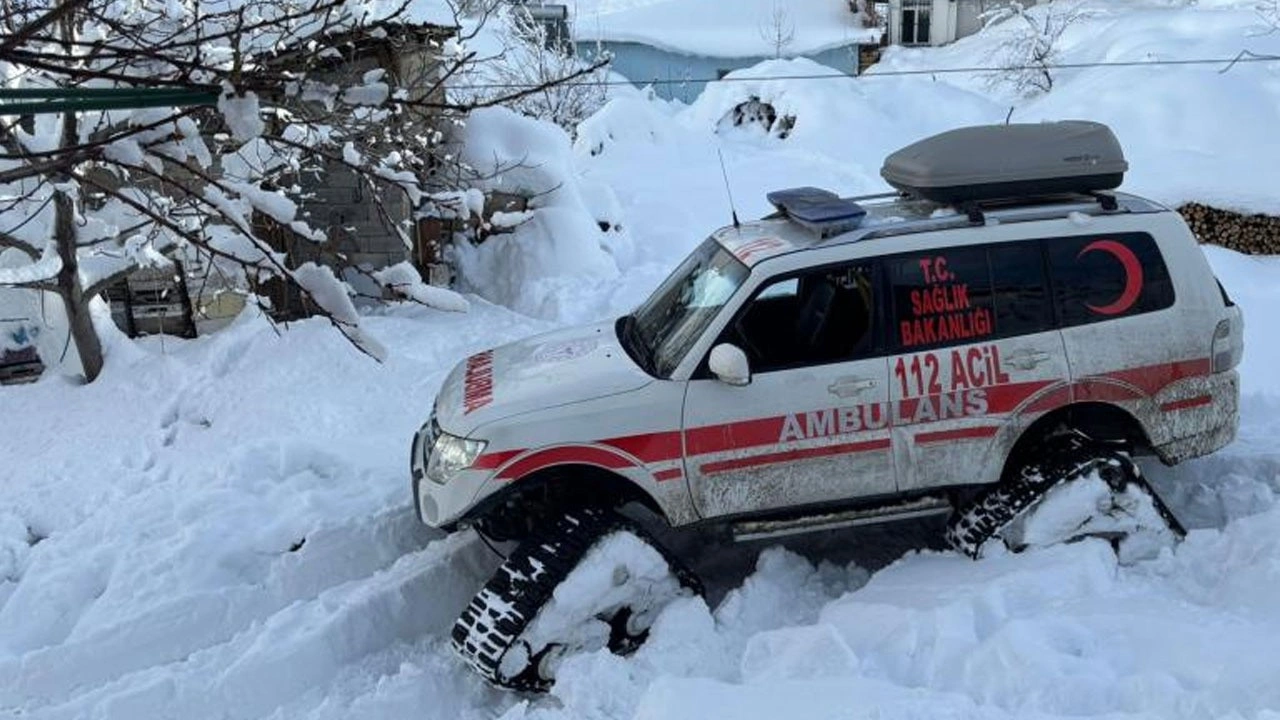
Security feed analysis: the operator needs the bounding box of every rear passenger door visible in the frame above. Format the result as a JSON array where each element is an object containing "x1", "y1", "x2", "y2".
[{"x1": 885, "y1": 240, "x2": 1071, "y2": 491}]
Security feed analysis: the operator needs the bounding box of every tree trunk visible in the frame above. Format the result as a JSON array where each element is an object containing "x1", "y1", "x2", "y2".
[
  {"x1": 54, "y1": 95, "x2": 105, "y2": 382},
  {"x1": 54, "y1": 188, "x2": 104, "y2": 382}
]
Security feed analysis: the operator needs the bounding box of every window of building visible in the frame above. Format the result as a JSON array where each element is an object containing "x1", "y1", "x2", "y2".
[{"x1": 900, "y1": 0, "x2": 932, "y2": 45}]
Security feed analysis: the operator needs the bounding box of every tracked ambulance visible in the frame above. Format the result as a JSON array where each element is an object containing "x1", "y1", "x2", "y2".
[{"x1": 410, "y1": 121, "x2": 1243, "y2": 691}]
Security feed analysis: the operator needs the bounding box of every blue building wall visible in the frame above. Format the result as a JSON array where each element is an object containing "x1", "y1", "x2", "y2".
[{"x1": 575, "y1": 41, "x2": 860, "y2": 103}]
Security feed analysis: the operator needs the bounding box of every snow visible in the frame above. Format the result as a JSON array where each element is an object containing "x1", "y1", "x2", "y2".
[
  {"x1": 868, "y1": 0, "x2": 1280, "y2": 214},
  {"x1": 291, "y1": 262, "x2": 388, "y2": 361},
  {"x1": 217, "y1": 88, "x2": 266, "y2": 143},
  {"x1": 452, "y1": 107, "x2": 623, "y2": 321},
  {"x1": 0, "y1": 243, "x2": 61, "y2": 286},
  {"x1": 497, "y1": 529, "x2": 690, "y2": 680},
  {"x1": 1001, "y1": 473, "x2": 1179, "y2": 564},
  {"x1": 7, "y1": 1, "x2": 1280, "y2": 719},
  {"x1": 342, "y1": 70, "x2": 391, "y2": 106},
  {"x1": 372, "y1": 262, "x2": 470, "y2": 313},
  {"x1": 571, "y1": 0, "x2": 881, "y2": 58}
]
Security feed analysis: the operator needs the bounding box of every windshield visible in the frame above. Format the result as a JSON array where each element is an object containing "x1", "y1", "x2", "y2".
[{"x1": 626, "y1": 238, "x2": 749, "y2": 377}]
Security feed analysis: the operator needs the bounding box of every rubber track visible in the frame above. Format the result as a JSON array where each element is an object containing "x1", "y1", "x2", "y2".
[
  {"x1": 451, "y1": 507, "x2": 702, "y2": 692},
  {"x1": 946, "y1": 436, "x2": 1186, "y2": 558}
]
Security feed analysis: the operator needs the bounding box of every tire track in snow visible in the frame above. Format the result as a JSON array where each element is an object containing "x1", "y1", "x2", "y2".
[{"x1": 11, "y1": 528, "x2": 498, "y2": 719}]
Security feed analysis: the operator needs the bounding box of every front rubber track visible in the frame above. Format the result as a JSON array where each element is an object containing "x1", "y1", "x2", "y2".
[{"x1": 451, "y1": 507, "x2": 701, "y2": 692}]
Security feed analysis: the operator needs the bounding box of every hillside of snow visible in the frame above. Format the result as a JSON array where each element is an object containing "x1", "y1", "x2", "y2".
[{"x1": 5, "y1": 1, "x2": 1280, "y2": 718}]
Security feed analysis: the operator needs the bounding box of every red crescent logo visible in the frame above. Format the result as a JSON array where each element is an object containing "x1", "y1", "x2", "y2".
[{"x1": 1078, "y1": 239, "x2": 1143, "y2": 316}]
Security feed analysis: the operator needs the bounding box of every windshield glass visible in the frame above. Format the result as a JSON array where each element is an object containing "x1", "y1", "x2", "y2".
[{"x1": 628, "y1": 238, "x2": 749, "y2": 377}]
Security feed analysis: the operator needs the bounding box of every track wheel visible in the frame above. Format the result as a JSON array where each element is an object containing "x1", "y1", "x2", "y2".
[
  {"x1": 451, "y1": 507, "x2": 702, "y2": 692},
  {"x1": 947, "y1": 435, "x2": 1186, "y2": 563}
]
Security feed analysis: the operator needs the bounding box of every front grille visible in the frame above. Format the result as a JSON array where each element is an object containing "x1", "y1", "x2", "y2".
[{"x1": 410, "y1": 409, "x2": 439, "y2": 523}]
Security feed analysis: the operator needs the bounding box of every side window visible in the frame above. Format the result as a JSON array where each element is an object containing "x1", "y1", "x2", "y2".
[
  {"x1": 727, "y1": 263, "x2": 875, "y2": 373},
  {"x1": 1046, "y1": 233, "x2": 1174, "y2": 327},
  {"x1": 889, "y1": 246, "x2": 996, "y2": 351},
  {"x1": 990, "y1": 240, "x2": 1053, "y2": 337}
]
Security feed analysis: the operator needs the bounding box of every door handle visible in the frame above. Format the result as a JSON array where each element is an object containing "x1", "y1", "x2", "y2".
[
  {"x1": 828, "y1": 377, "x2": 876, "y2": 398},
  {"x1": 1006, "y1": 351, "x2": 1051, "y2": 370}
]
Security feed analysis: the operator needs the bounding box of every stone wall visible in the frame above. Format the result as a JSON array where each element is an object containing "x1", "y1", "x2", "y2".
[{"x1": 1178, "y1": 203, "x2": 1280, "y2": 255}]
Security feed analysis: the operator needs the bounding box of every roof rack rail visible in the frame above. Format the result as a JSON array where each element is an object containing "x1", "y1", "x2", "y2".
[
  {"x1": 852, "y1": 192, "x2": 1132, "y2": 244},
  {"x1": 951, "y1": 191, "x2": 1121, "y2": 226}
]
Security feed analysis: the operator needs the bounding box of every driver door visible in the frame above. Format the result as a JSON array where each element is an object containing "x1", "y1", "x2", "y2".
[{"x1": 681, "y1": 262, "x2": 895, "y2": 519}]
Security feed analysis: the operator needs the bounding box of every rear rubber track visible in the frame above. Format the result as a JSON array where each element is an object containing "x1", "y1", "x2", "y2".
[{"x1": 946, "y1": 435, "x2": 1186, "y2": 558}]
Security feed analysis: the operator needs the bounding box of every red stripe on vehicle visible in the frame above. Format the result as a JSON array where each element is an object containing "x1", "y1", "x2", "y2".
[
  {"x1": 1160, "y1": 395, "x2": 1213, "y2": 412},
  {"x1": 602, "y1": 431, "x2": 683, "y2": 463},
  {"x1": 700, "y1": 438, "x2": 890, "y2": 475},
  {"x1": 984, "y1": 380, "x2": 1058, "y2": 414},
  {"x1": 653, "y1": 467, "x2": 684, "y2": 482},
  {"x1": 1097, "y1": 358, "x2": 1212, "y2": 397},
  {"x1": 1021, "y1": 384, "x2": 1072, "y2": 414},
  {"x1": 1072, "y1": 379, "x2": 1145, "y2": 403},
  {"x1": 472, "y1": 449, "x2": 522, "y2": 470},
  {"x1": 914, "y1": 426, "x2": 999, "y2": 445},
  {"x1": 685, "y1": 416, "x2": 786, "y2": 456},
  {"x1": 892, "y1": 379, "x2": 1053, "y2": 424},
  {"x1": 496, "y1": 445, "x2": 634, "y2": 480}
]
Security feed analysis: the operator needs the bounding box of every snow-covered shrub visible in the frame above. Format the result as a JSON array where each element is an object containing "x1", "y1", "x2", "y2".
[
  {"x1": 573, "y1": 88, "x2": 680, "y2": 156},
  {"x1": 686, "y1": 59, "x2": 863, "y2": 141},
  {"x1": 722, "y1": 98, "x2": 797, "y2": 139},
  {"x1": 451, "y1": 108, "x2": 623, "y2": 319},
  {"x1": 454, "y1": 4, "x2": 611, "y2": 132},
  {"x1": 983, "y1": 0, "x2": 1089, "y2": 96}
]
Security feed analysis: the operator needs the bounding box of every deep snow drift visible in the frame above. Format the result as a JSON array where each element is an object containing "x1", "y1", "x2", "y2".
[{"x1": 5, "y1": 0, "x2": 1280, "y2": 718}]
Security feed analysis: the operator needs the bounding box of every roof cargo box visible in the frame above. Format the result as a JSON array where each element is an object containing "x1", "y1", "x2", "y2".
[{"x1": 881, "y1": 121, "x2": 1128, "y2": 204}]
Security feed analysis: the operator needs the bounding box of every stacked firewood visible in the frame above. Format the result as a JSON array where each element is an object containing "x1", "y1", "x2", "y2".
[{"x1": 1178, "y1": 203, "x2": 1280, "y2": 254}]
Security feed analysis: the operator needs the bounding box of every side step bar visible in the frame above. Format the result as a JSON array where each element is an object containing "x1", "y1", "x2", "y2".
[{"x1": 731, "y1": 496, "x2": 953, "y2": 543}]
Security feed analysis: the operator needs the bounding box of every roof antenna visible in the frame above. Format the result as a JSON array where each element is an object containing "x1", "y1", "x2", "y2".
[{"x1": 716, "y1": 148, "x2": 742, "y2": 230}]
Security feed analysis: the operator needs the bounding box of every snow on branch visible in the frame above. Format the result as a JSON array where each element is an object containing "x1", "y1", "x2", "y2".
[
  {"x1": 291, "y1": 262, "x2": 387, "y2": 360},
  {"x1": 373, "y1": 261, "x2": 469, "y2": 312},
  {"x1": 983, "y1": 0, "x2": 1089, "y2": 96},
  {"x1": 0, "y1": 0, "x2": 608, "y2": 381},
  {"x1": 0, "y1": 242, "x2": 61, "y2": 287}
]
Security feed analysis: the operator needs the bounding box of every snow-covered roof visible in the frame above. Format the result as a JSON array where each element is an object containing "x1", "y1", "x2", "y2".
[
  {"x1": 570, "y1": 0, "x2": 881, "y2": 58},
  {"x1": 397, "y1": 0, "x2": 462, "y2": 27}
]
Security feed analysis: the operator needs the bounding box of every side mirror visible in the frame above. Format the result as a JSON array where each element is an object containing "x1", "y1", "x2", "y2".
[{"x1": 709, "y1": 343, "x2": 751, "y2": 386}]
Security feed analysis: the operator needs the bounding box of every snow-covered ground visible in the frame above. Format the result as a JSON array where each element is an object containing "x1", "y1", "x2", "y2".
[{"x1": 6, "y1": 1, "x2": 1280, "y2": 718}]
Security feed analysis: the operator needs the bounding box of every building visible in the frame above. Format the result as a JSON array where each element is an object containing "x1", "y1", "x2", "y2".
[
  {"x1": 571, "y1": 0, "x2": 882, "y2": 103},
  {"x1": 884, "y1": 0, "x2": 1046, "y2": 46},
  {"x1": 256, "y1": 17, "x2": 459, "y2": 317}
]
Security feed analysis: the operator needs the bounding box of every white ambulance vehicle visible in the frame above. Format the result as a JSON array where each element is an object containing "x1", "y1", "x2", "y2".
[{"x1": 410, "y1": 122, "x2": 1243, "y2": 691}]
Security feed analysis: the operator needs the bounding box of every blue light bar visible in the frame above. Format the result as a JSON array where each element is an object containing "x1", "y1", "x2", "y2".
[{"x1": 766, "y1": 187, "x2": 866, "y2": 237}]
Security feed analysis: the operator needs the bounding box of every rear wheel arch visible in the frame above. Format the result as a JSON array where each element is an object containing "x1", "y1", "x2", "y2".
[{"x1": 1003, "y1": 402, "x2": 1152, "y2": 479}]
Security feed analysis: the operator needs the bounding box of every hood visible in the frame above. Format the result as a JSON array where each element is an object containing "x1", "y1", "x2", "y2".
[{"x1": 435, "y1": 320, "x2": 651, "y2": 437}]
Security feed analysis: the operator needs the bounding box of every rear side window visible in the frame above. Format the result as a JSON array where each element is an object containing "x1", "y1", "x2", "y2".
[
  {"x1": 887, "y1": 241, "x2": 1053, "y2": 352},
  {"x1": 990, "y1": 241, "x2": 1053, "y2": 337},
  {"x1": 1046, "y1": 233, "x2": 1174, "y2": 327}
]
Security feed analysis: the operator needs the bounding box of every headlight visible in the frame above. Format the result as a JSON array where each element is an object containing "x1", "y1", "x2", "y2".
[{"x1": 426, "y1": 432, "x2": 487, "y2": 485}]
